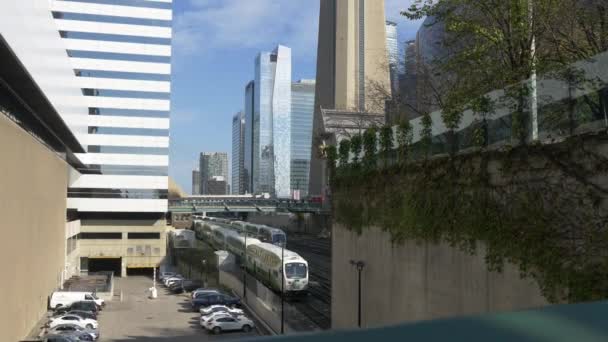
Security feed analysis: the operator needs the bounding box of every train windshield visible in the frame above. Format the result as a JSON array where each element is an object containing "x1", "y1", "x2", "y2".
[
  {"x1": 285, "y1": 263, "x2": 307, "y2": 279},
  {"x1": 273, "y1": 234, "x2": 286, "y2": 244}
]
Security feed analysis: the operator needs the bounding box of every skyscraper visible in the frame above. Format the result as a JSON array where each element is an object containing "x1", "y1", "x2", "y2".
[
  {"x1": 291, "y1": 80, "x2": 316, "y2": 197},
  {"x1": 55, "y1": 0, "x2": 172, "y2": 276},
  {"x1": 244, "y1": 81, "x2": 255, "y2": 195},
  {"x1": 192, "y1": 170, "x2": 200, "y2": 195},
  {"x1": 386, "y1": 20, "x2": 399, "y2": 97},
  {"x1": 310, "y1": 0, "x2": 391, "y2": 197},
  {"x1": 200, "y1": 152, "x2": 229, "y2": 195},
  {"x1": 246, "y1": 45, "x2": 292, "y2": 198},
  {"x1": 232, "y1": 111, "x2": 246, "y2": 194}
]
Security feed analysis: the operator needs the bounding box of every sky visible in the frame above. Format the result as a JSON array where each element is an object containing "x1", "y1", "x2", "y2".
[{"x1": 170, "y1": 0, "x2": 423, "y2": 193}]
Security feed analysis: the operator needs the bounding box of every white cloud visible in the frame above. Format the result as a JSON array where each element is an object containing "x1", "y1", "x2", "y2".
[{"x1": 174, "y1": 0, "x2": 319, "y2": 58}]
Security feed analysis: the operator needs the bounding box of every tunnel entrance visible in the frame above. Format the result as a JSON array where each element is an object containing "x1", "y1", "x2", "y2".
[{"x1": 88, "y1": 258, "x2": 122, "y2": 277}]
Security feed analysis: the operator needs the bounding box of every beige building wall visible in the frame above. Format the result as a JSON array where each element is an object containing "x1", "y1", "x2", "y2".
[
  {"x1": 0, "y1": 115, "x2": 68, "y2": 341},
  {"x1": 80, "y1": 220, "x2": 168, "y2": 275},
  {"x1": 332, "y1": 224, "x2": 549, "y2": 330}
]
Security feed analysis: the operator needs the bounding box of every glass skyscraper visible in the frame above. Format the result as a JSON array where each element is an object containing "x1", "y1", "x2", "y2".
[
  {"x1": 247, "y1": 45, "x2": 292, "y2": 198},
  {"x1": 199, "y1": 152, "x2": 229, "y2": 195},
  {"x1": 232, "y1": 111, "x2": 245, "y2": 194},
  {"x1": 291, "y1": 80, "x2": 316, "y2": 197},
  {"x1": 386, "y1": 20, "x2": 399, "y2": 97},
  {"x1": 244, "y1": 81, "x2": 255, "y2": 195}
]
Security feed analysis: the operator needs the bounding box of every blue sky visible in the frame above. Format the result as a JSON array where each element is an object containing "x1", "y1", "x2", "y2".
[{"x1": 170, "y1": 0, "x2": 423, "y2": 193}]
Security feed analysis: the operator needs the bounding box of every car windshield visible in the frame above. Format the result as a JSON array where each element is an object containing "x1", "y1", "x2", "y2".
[
  {"x1": 285, "y1": 262, "x2": 307, "y2": 279},
  {"x1": 91, "y1": 293, "x2": 98, "y2": 300},
  {"x1": 273, "y1": 234, "x2": 286, "y2": 244}
]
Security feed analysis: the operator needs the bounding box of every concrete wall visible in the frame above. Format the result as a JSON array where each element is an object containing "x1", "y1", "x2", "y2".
[
  {"x1": 80, "y1": 220, "x2": 168, "y2": 275},
  {"x1": 0, "y1": 115, "x2": 68, "y2": 341},
  {"x1": 332, "y1": 224, "x2": 549, "y2": 330}
]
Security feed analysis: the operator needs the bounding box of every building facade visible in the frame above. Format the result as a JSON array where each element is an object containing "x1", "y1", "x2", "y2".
[
  {"x1": 192, "y1": 170, "x2": 200, "y2": 195},
  {"x1": 309, "y1": 0, "x2": 391, "y2": 197},
  {"x1": 291, "y1": 80, "x2": 316, "y2": 197},
  {"x1": 53, "y1": 0, "x2": 172, "y2": 276},
  {"x1": 200, "y1": 152, "x2": 229, "y2": 195},
  {"x1": 232, "y1": 111, "x2": 246, "y2": 194},
  {"x1": 386, "y1": 20, "x2": 399, "y2": 97},
  {"x1": 247, "y1": 45, "x2": 292, "y2": 198},
  {"x1": 244, "y1": 81, "x2": 255, "y2": 196}
]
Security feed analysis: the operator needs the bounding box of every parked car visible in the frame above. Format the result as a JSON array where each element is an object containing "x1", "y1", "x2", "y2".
[
  {"x1": 199, "y1": 304, "x2": 244, "y2": 316},
  {"x1": 191, "y1": 293, "x2": 240, "y2": 311},
  {"x1": 46, "y1": 324, "x2": 99, "y2": 340},
  {"x1": 50, "y1": 292, "x2": 104, "y2": 310},
  {"x1": 69, "y1": 301, "x2": 101, "y2": 313},
  {"x1": 164, "y1": 276, "x2": 184, "y2": 287},
  {"x1": 200, "y1": 312, "x2": 234, "y2": 327},
  {"x1": 204, "y1": 315, "x2": 255, "y2": 334},
  {"x1": 62, "y1": 310, "x2": 98, "y2": 321},
  {"x1": 48, "y1": 315, "x2": 98, "y2": 330},
  {"x1": 43, "y1": 334, "x2": 80, "y2": 342},
  {"x1": 159, "y1": 271, "x2": 176, "y2": 280},
  {"x1": 191, "y1": 288, "x2": 220, "y2": 299},
  {"x1": 171, "y1": 280, "x2": 202, "y2": 294}
]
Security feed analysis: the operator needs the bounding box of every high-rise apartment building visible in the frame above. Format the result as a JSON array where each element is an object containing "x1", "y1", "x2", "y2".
[
  {"x1": 291, "y1": 80, "x2": 316, "y2": 197},
  {"x1": 53, "y1": 0, "x2": 172, "y2": 277},
  {"x1": 232, "y1": 112, "x2": 246, "y2": 194},
  {"x1": 310, "y1": 0, "x2": 391, "y2": 197},
  {"x1": 245, "y1": 45, "x2": 292, "y2": 198},
  {"x1": 386, "y1": 20, "x2": 399, "y2": 97},
  {"x1": 200, "y1": 152, "x2": 229, "y2": 195},
  {"x1": 192, "y1": 170, "x2": 200, "y2": 195}
]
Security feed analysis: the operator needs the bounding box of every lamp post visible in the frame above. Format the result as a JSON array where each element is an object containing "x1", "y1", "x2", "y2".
[
  {"x1": 201, "y1": 259, "x2": 207, "y2": 287},
  {"x1": 281, "y1": 244, "x2": 285, "y2": 334},
  {"x1": 243, "y1": 232, "x2": 247, "y2": 299},
  {"x1": 350, "y1": 260, "x2": 365, "y2": 328}
]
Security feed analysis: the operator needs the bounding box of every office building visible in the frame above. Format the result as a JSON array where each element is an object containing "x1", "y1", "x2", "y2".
[
  {"x1": 246, "y1": 45, "x2": 292, "y2": 198},
  {"x1": 200, "y1": 152, "x2": 229, "y2": 195},
  {"x1": 386, "y1": 20, "x2": 399, "y2": 97},
  {"x1": 400, "y1": 40, "x2": 420, "y2": 121},
  {"x1": 310, "y1": 0, "x2": 391, "y2": 197},
  {"x1": 207, "y1": 176, "x2": 228, "y2": 195},
  {"x1": 244, "y1": 81, "x2": 255, "y2": 195},
  {"x1": 192, "y1": 170, "x2": 201, "y2": 195},
  {"x1": 50, "y1": 0, "x2": 172, "y2": 278},
  {"x1": 291, "y1": 80, "x2": 316, "y2": 197},
  {"x1": 232, "y1": 111, "x2": 246, "y2": 194}
]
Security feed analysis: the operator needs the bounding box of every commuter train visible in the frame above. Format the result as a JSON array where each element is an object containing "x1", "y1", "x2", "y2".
[
  {"x1": 227, "y1": 221, "x2": 287, "y2": 248},
  {"x1": 193, "y1": 222, "x2": 308, "y2": 294}
]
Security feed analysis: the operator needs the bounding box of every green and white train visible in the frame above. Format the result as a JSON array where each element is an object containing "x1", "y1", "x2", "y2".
[{"x1": 193, "y1": 221, "x2": 308, "y2": 294}]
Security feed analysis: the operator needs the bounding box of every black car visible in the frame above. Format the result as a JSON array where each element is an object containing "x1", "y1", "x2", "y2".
[
  {"x1": 67, "y1": 310, "x2": 98, "y2": 320},
  {"x1": 191, "y1": 293, "x2": 240, "y2": 311},
  {"x1": 69, "y1": 301, "x2": 100, "y2": 314},
  {"x1": 171, "y1": 280, "x2": 202, "y2": 294}
]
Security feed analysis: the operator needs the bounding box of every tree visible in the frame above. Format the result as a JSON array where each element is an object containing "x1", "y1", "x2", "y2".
[
  {"x1": 363, "y1": 127, "x2": 378, "y2": 170},
  {"x1": 338, "y1": 139, "x2": 351, "y2": 168},
  {"x1": 397, "y1": 120, "x2": 414, "y2": 163},
  {"x1": 421, "y1": 113, "x2": 434, "y2": 157},
  {"x1": 379, "y1": 125, "x2": 394, "y2": 167},
  {"x1": 350, "y1": 134, "x2": 363, "y2": 166}
]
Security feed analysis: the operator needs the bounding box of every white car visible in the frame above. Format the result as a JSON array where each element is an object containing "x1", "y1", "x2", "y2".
[
  {"x1": 48, "y1": 315, "x2": 98, "y2": 330},
  {"x1": 204, "y1": 315, "x2": 255, "y2": 334},
  {"x1": 200, "y1": 304, "x2": 244, "y2": 316},
  {"x1": 200, "y1": 312, "x2": 233, "y2": 327},
  {"x1": 47, "y1": 324, "x2": 99, "y2": 340},
  {"x1": 163, "y1": 276, "x2": 184, "y2": 286}
]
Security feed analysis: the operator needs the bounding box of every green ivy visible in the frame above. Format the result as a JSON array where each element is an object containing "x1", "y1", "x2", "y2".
[{"x1": 331, "y1": 134, "x2": 608, "y2": 304}]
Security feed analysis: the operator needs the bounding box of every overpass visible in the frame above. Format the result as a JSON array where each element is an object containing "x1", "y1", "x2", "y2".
[{"x1": 168, "y1": 195, "x2": 327, "y2": 214}]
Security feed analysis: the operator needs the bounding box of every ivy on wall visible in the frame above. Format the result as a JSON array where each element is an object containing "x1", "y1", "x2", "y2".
[{"x1": 329, "y1": 131, "x2": 608, "y2": 303}]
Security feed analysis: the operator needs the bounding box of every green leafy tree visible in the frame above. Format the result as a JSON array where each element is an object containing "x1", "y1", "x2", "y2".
[
  {"x1": 469, "y1": 95, "x2": 495, "y2": 147},
  {"x1": 338, "y1": 139, "x2": 351, "y2": 168},
  {"x1": 379, "y1": 125, "x2": 394, "y2": 167},
  {"x1": 325, "y1": 145, "x2": 338, "y2": 184},
  {"x1": 363, "y1": 127, "x2": 378, "y2": 170},
  {"x1": 397, "y1": 120, "x2": 414, "y2": 163},
  {"x1": 421, "y1": 113, "x2": 433, "y2": 157},
  {"x1": 350, "y1": 134, "x2": 363, "y2": 166}
]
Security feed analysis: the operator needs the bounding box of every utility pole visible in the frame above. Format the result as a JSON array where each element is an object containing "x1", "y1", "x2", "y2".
[
  {"x1": 529, "y1": 0, "x2": 539, "y2": 141},
  {"x1": 243, "y1": 232, "x2": 247, "y2": 299}
]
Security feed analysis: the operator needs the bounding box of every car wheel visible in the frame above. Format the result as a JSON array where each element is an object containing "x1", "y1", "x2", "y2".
[
  {"x1": 86, "y1": 323, "x2": 94, "y2": 329},
  {"x1": 213, "y1": 326, "x2": 222, "y2": 335},
  {"x1": 242, "y1": 325, "x2": 252, "y2": 332}
]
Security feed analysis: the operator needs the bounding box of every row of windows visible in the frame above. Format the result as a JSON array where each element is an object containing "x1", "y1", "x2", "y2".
[
  {"x1": 87, "y1": 145, "x2": 169, "y2": 155},
  {"x1": 61, "y1": 0, "x2": 172, "y2": 10},
  {"x1": 89, "y1": 126, "x2": 169, "y2": 136},
  {"x1": 69, "y1": 50, "x2": 171, "y2": 64},
  {"x1": 78, "y1": 232, "x2": 161, "y2": 239},
  {"x1": 88, "y1": 108, "x2": 170, "y2": 118},
  {"x1": 77, "y1": 69, "x2": 170, "y2": 82},
  {"x1": 68, "y1": 188, "x2": 168, "y2": 199},
  {"x1": 62, "y1": 31, "x2": 171, "y2": 46},
  {"x1": 78, "y1": 165, "x2": 168, "y2": 176}
]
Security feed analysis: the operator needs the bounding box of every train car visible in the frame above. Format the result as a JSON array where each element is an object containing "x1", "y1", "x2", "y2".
[
  {"x1": 210, "y1": 225, "x2": 234, "y2": 250},
  {"x1": 170, "y1": 229, "x2": 196, "y2": 249},
  {"x1": 257, "y1": 226, "x2": 287, "y2": 248},
  {"x1": 225, "y1": 233, "x2": 261, "y2": 258},
  {"x1": 245, "y1": 243, "x2": 308, "y2": 294}
]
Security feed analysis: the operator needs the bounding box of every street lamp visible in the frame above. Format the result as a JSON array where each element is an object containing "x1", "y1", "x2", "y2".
[
  {"x1": 243, "y1": 231, "x2": 247, "y2": 299},
  {"x1": 350, "y1": 260, "x2": 365, "y2": 328},
  {"x1": 201, "y1": 259, "x2": 207, "y2": 287},
  {"x1": 281, "y1": 244, "x2": 285, "y2": 334}
]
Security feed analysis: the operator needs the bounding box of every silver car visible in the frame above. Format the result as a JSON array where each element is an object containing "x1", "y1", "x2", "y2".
[{"x1": 47, "y1": 324, "x2": 99, "y2": 341}]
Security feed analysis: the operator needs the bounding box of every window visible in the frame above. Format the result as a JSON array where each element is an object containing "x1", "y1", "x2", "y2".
[
  {"x1": 85, "y1": 295, "x2": 93, "y2": 300},
  {"x1": 128, "y1": 232, "x2": 161, "y2": 239},
  {"x1": 79, "y1": 232, "x2": 122, "y2": 239}
]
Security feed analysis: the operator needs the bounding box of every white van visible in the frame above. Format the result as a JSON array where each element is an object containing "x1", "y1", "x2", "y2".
[{"x1": 49, "y1": 291, "x2": 105, "y2": 309}]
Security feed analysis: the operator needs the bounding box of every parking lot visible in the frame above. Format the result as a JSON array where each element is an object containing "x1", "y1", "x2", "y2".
[{"x1": 97, "y1": 276, "x2": 259, "y2": 341}]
